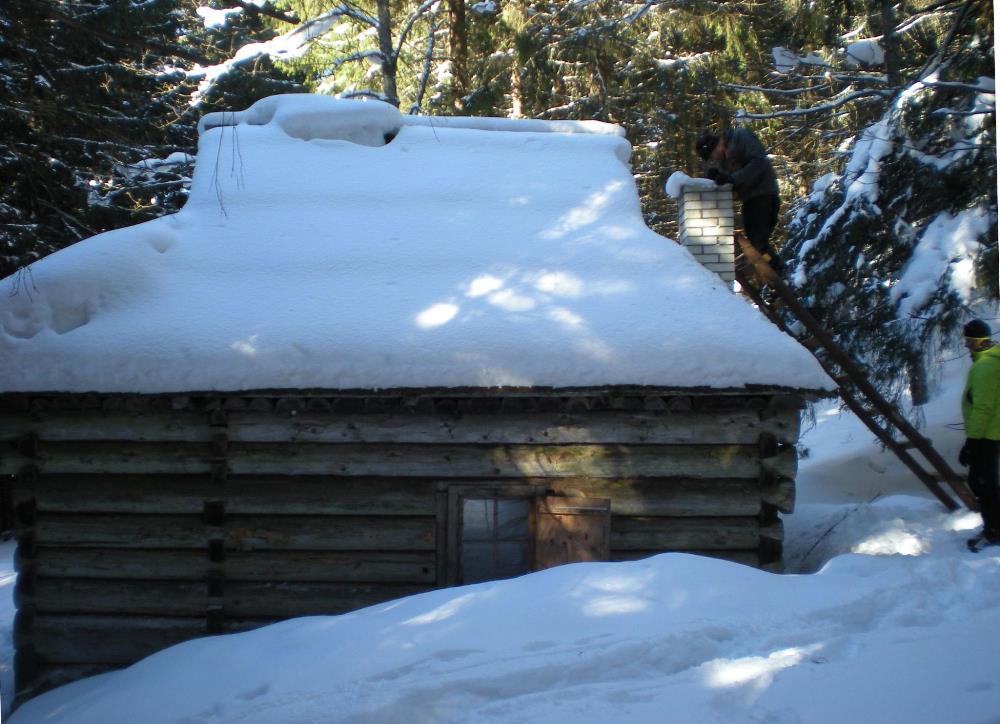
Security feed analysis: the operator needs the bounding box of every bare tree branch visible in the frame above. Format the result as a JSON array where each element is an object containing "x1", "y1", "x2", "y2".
[
  {"x1": 410, "y1": 12, "x2": 439, "y2": 114},
  {"x1": 395, "y1": 0, "x2": 441, "y2": 59}
]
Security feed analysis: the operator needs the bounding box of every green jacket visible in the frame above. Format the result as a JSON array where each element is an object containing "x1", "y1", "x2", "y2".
[{"x1": 963, "y1": 344, "x2": 1000, "y2": 440}]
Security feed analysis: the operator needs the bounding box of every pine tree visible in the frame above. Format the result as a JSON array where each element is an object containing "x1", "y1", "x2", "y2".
[
  {"x1": 0, "y1": 0, "x2": 313, "y2": 280},
  {"x1": 782, "y1": 1, "x2": 996, "y2": 408}
]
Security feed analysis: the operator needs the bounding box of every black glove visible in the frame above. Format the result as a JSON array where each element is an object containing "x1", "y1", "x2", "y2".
[
  {"x1": 713, "y1": 171, "x2": 733, "y2": 186},
  {"x1": 959, "y1": 441, "x2": 971, "y2": 467}
]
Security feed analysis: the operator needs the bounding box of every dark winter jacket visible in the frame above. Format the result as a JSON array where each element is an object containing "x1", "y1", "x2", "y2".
[
  {"x1": 963, "y1": 343, "x2": 1000, "y2": 440},
  {"x1": 718, "y1": 128, "x2": 780, "y2": 202}
]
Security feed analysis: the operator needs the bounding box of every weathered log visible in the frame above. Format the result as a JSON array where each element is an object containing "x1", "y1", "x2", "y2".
[
  {"x1": 33, "y1": 514, "x2": 436, "y2": 551},
  {"x1": 226, "y1": 443, "x2": 766, "y2": 479},
  {"x1": 34, "y1": 514, "x2": 208, "y2": 548},
  {"x1": 759, "y1": 475, "x2": 796, "y2": 514},
  {"x1": 14, "y1": 474, "x2": 778, "y2": 518},
  {"x1": 30, "y1": 615, "x2": 209, "y2": 664},
  {"x1": 610, "y1": 516, "x2": 779, "y2": 551},
  {"x1": 3, "y1": 441, "x2": 212, "y2": 476},
  {"x1": 2, "y1": 409, "x2": 800, "y2": 445},
  {"x1": 24, "y1": 579, "x2": 208, "y2": 616},
  {"x1": 225, "y1": 581, "x2": 433, "y2": 617},
  {"x1": 760, "y1": 447, "x2": 798, "y2": 481},
  {"x1": 226, "y1": 550, "x2": 437, "y2": 582},
  {"x1": 14, "y1": 475, "x2": 439, "y2": 516},
  {"x1": 225, "y1": 515, "x2": 436, "y2": 551},
  {"x1": 226, "y1": 410, "x2": 801, "y2": 445},
  {"x1": 20, "y1": 664, "x2": 118, "y2": 700},
  {"x1": 23, "y1": 578, "x2": 432, "y2": 618},
  {"x1": 0, "y1": 412, "x2": 211, "y2": 443},
  {"x1": 546, "y1": 478, "x2": 764, "y2": 516},
  {"x1": 11, "y1": 440, "x2": 773, "y2": 479},
  {"x1": 29, "y1": 548, "x2": 215, "y2": 579}
]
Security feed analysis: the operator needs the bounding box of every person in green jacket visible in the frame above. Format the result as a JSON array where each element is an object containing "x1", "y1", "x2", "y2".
[{"x1": 959, "y1": 318, "x2": 1000, "y2": 551}]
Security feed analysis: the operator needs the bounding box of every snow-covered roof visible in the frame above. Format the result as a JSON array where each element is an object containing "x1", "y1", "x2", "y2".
[{"x1": 0, "y1": 94, "x2": 833, "y2": 394}]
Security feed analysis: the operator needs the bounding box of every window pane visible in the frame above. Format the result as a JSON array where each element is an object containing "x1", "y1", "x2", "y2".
[
  {"x1": 462, "y1": 498, "x2": 496, "y2": 540},
  {"x1": 494, "y1": 499, "x2": 530, "y2": 540},
  {"x1": 461, "y1": 541, "x2": 530, "y2": 583},
  {"x1": 460, "y1": 496, "x2": 532, "y2": 583}
]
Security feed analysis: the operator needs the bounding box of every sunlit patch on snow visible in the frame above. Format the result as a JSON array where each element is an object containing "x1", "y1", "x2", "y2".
[
  {"x1": 946, "y1": 510, "x2": 984, "y2": 532},
  {"x1": 541, "y1": 181, "x2": 625, "y2": 239},
  {"x1": 531, "y1": 271, "x2": 584, "y2": 297},
  {"x1": 487, "y1": 289, "x2": 536, "y2": 312},
  {"x1": 850, "y1": 519, "x2": 929, "y2": 556},
  {"x1": 402, "y1": 592, "x2": 480, "y2": 626},
  {"x1": 589, "y1": 279, "x2": 635, "y2": 296},
  {"x1": 852, "y1": 531, "x2": 928, "y2": 556},
  {"x1": 576, "y1": 571, "x2": 656, "y2": 617},
  {"x1": 581, "y1": 595, "x2": 650, "y2": 617},
  {"x1": 547, "y1": 307, "x2": 584, "y2": 328},
  {"x1": 230, "y1": 334, "x2": 260, "y2": 357},
  {"x1": 583, "y1": 571, "x2": 653, "y2": 594},
  {"x1": 465, "y1": 274, "x2": 505, "y2": 298},
  {"x1": 415, "y1": 302, "x2": 459, "y2": 329},
  {"x1": 703, "y1": 644, "x2": 822, "y2": 696}
]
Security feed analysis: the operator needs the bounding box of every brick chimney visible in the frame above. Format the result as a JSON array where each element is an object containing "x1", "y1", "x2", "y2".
[{"x1": 677, "y1": 185, "x2": 735, "y2": 284}]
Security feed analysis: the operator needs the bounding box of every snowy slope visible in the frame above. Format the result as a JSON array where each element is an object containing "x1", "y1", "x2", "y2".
[{"x1": 0, "y1": 95, "x2": 832, "y2": 393}]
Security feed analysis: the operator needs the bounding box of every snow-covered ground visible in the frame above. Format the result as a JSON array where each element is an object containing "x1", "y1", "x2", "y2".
[{"x1": 3, "y1": 352, "x2": 998, "y2": 723}]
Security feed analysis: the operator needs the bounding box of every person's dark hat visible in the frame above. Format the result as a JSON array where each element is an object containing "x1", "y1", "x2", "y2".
[
  {"x1": 695, "y1": 131, "x2": 720, "y2": 161},
  {"x1": 963, "y1": 319, "x2": 992, "y2": 339}
]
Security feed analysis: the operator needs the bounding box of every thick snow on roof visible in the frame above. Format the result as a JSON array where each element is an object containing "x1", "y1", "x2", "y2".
[{"x1": 0, "y1": 95, "x2": 832, "y2": 394}]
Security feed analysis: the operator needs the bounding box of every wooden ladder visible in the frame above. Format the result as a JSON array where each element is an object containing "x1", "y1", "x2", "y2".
[{"x1": 733, "y1": 233, "x2": 978, "y2": 512}]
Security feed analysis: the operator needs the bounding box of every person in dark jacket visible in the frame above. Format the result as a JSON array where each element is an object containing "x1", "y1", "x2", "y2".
[
  {"x1": 959, "y1": 318, "x2": 1000, "y2": 551},
  {"x1": 696, "y1": 128, "x2": 783, "y2": 273}
]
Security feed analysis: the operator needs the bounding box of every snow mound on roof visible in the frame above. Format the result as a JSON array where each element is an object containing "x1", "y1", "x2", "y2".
[
  {"x1": 0, "y1": 95, "x2": 833, "y2": 393},
  {"x1": 664, "y1": 171, "x2": 716, "y2": 199}
]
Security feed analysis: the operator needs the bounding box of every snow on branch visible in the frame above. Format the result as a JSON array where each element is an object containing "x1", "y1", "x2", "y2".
[
  {"x1": 188, "y1": 5, "x2": 378, "y2": 106},
  {"x1": 916, "y1": 79, "x2": 997, "y2": 94},
  {"x1": 735, "y1": 89, "x2": 895, "y2": 121},
  {"x1": 317, "y1": 49, "x2": 386, "y2": 77},
  {"x1": 723, "y1": 82, "x2": 835, "y2": 97}
]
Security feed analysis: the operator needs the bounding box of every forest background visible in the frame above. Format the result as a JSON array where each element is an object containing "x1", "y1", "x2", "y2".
[{"x1": 1, "y1": 0, "x2": 996, "y2": 411}]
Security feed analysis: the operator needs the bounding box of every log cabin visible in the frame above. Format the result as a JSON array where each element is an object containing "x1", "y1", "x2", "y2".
[{"x1": 0, "y1": 95, "x2": 834, "y2": 703}]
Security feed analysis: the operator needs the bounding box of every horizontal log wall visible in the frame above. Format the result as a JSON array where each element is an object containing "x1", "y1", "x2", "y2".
[{"x1": 1, "y1": 389, "x2": 805, "y2": 704}]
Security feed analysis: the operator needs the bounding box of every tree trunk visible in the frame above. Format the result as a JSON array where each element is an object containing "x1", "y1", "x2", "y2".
[
  {"x1": 448, "y1": 0, "x2": 467, "y2": 100},
  {"x1": 511, "y1": 60, "x2": 523, "y2": 118},
  {"x1": 376, "y1": 0, "x2": 399, "y2": 106}
]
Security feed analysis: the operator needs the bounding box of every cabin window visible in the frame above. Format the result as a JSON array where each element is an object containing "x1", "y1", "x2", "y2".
[
  {"x1": 444, "y1": 485, "x2": 611, "y2": 586},
  {"x1": 461, "y1": 497, "x2": 532, "y2": 583}
]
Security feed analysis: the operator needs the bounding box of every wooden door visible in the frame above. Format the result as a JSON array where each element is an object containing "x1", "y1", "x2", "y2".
[{"x1": 532, "y1": 496, "x2": 610, "y2": 571}]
